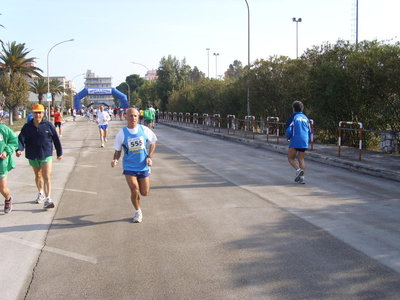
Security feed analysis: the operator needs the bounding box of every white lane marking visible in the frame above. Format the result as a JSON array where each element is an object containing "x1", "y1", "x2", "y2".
[
  {"x1": 8, "y1": 182, "x2": 98, "y2": 195},
  {"x1": 0, "y1": 234, "x2": 98, "y2": 264},
  {"x1": 56, "y1": 163, "x2": 98, "y2": 168}
]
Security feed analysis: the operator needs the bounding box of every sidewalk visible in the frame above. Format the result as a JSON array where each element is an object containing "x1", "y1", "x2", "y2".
[{"x1": 159, "y1": 121, "x2": 400, "y2": 182}]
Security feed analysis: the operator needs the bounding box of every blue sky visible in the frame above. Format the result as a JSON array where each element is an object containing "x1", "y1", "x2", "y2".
[{"x1": 1, "y1": 0, "x2": 399, "y2": 90}]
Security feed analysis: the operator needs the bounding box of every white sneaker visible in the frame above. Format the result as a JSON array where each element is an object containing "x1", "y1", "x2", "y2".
[
  {"x1": 294, "y1": 169, "x2": 304, "y2": 182},
  {"x1": 298, "y1": 176, "x2": 305, "y2": 184},
  {"x1": 101, "y1": 144, "x2": 105, "y2": 148},
  {"x1": 43, "y1": 197, "x2": 55, "y2": 209},
  {"x1": 35, "y1": 192, "x2": 45, "y2": 204},
  {"x1": 104, "y1": 137, "x2": 108, "y2": 143},
  {"x1": 133, "y1": 211, "x2": 143, "y2": 223}
]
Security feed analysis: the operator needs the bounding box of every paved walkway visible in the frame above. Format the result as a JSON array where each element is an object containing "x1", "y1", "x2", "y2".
[
  {"x1": 2, "y1": 116, "x2": 400, "y2": 300},
  {"x1": 159, "y1": 120, "x2": 400, "y2": 182}
]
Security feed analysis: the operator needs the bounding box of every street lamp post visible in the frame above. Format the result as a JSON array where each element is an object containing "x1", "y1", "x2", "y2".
[
  {"x1": 47, "y1": 39, "x2": 74, "y2": 96},
  {"x1": 292, "y1": 18, "x2": 302, "y2": 58},
  {"x1": 213, "y1": 53, "x2": 219, "y2": 79},
  {"x1": 206, "y1": 48, "x2": 210, "y2": 78},
  {"x1": 131, "y1": 62, "x2": 150, "y2": 80},
  {"x1": 245, "y1": 0, "x2": 251, "y2": 130}
]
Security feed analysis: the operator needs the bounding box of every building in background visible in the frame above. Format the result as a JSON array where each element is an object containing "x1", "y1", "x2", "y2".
[
  {"x1": 84, "y1": 70, "x2": 114, "y2": 106},
  {"x1": 144, "y1": 69, "x2": 158, "y2": 81}
]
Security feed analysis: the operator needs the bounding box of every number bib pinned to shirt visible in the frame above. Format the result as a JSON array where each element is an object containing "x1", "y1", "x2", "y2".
[{"x1": 127, "y1": 136, "x2": 145, "y2": 153}]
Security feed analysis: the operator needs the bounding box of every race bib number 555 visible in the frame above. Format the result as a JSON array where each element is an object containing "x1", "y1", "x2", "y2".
[{"x1": 128, "y1": 136, "x2": 145, "y2": 152}]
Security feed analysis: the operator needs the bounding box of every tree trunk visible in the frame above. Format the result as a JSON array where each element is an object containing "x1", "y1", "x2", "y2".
[
  {"x1": 8, "y1": 110, "x2": 13, "y2": 126},
  {"x1": 38, "y1": 94, "x2": 44, "y2": 104},
  {"x1": 12, "y1": 106, "x2": 19, "y2": 122}
]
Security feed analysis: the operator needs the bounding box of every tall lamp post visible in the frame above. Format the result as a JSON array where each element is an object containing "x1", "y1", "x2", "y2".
[
  {"x1": 292, "y1": 18, "x2": 302, "y2": 58},
  {"x1": 245, "y1": 0, "x2": 251, "y2": 130},
  {"x1": 131, "y1": 62, "x2": 151, "y2": 80},
  {"x1": 47, "y1": 39, "x2": 74, "y2": 96},
  {"x1": 206, "y1": 48, "x2": 210, "y2": 78},
  {"x1": 213, "y1": 53, "x2": 219, "y2": 79}
]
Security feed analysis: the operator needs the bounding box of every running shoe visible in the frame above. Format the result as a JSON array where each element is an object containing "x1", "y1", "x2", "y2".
[
  {"x1": 294, "y1": 169, "x2": 304, "y2": 182},
  {"x1": 101, "y1": 144, "x2": 105, "y2": 148},
  {"x1": 298, "y1": 176, "x2": 305, "y2": 184},
  {"x1": 104, "y1": 137, "x2": 108, "y2": 143},
  {"x1": 35, "y1": 192, "x2": 45, "y2": 204},
  {"x1": 44, "y1": 197, "x2": 55, "y2": 209},
  {"x1": 133, "y1": 211, "x2": 143, "y2": 223},
  {"x1": 4, "y1": 197, "x2": 12, "y2": 214}
]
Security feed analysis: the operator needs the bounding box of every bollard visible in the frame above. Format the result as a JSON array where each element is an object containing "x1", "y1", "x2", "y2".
[
  {"x1": 338, "y1": 121, "x2": 363, "y2": 161},
  {"x1": 266, "y1": 117, "x2": 280, "y2": 144}
]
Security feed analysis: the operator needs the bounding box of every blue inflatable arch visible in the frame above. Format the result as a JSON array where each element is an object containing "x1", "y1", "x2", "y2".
[{"x1": 74, "y1": 88, "x2": 128, "y2": 110}]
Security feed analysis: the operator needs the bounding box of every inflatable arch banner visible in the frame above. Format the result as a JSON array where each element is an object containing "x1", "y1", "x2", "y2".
[{"x1": 74, "y1": 88, "x2": 128, "y2": 110}]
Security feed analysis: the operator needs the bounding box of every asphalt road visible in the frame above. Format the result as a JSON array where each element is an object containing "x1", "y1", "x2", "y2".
[{"x1": 1, "y1": 116, "x2": 400, "y2": 300}]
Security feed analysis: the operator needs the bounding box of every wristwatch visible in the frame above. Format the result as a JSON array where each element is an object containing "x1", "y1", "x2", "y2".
[{"x1": 147, "y1": 155, "x2": 152, "y2": 159}]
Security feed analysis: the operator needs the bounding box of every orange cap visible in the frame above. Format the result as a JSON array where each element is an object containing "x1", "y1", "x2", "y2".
[{"x1": 32, "y1": 104, "x2": 45, "y2": 112}]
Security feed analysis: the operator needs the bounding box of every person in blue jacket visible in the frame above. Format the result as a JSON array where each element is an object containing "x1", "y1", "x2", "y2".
[
  {"x1": 16, "y1": 104, "x2": 63, "y2": 209},
  {"x1": 285, "y1": 101, "x2": 311, "y2": 184}
]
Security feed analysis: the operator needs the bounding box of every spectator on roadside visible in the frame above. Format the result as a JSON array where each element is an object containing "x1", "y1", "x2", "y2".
[
  {"x1": 285, "y1": 100, "x2": 311, "y2": 184},
  {"x1": 16, "y1": 104, "x2": 63, "y2": 209},
  {"x1": 111, "y1": 107, "x2": 157, "y2": 223},
  {"x1": 0, "y1": 124, "x2": 19, "y2": 214}
]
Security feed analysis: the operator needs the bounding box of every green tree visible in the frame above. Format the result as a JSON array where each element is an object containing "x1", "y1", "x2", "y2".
[
  {"x1": 305, "y1": 39, "x2": 400, "y2": 144},
  {"x1": 116, "y1": 74, "x2": 145, "y2": 106},
  {"x1": 187, "y1": 66, "x2": 205, "y2": 84},
  {"x1": 137, "y1": 79, "x2": 158, "y2": 108},
  {"x1": 0, "y1": 41, "x2": 42, "y2": 122},
  {"x1": 0, "y1": 41, "x2": 42, "y2": 77},
  {"x1": 49, "y1": 78, "x2": 64, "y2": 108},
  {"x1": 156, "y1": 55, "x2": 190, "y2": 111},
  {"x1": 29, "y1": 77, "x2": 47, "y2": 104},
  {"x1": 226, "y1": 60, "x2": 243, "y2": 78},
  {"x1": 0, "y1": 72, "x2": 29, "y2": 124}
]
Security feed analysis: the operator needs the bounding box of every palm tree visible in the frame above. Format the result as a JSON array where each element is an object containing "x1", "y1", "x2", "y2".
[
  {"x1": 0, "y1": 41, "x2": 42, "y2": 120},
  {"x1": 0, "y1": 41, "x2": 42, "y2": 77},
  {"x1": 49, "y1": 78, "x2": 64, "y2": 108},
  {"x1": 29, "y1": 77, "x2": 47, "y2": 104}
]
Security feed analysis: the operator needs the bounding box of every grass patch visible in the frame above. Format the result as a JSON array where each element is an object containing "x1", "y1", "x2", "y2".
[{"x1": 2, "y1": 118, "x2": 26, "y2": 133}]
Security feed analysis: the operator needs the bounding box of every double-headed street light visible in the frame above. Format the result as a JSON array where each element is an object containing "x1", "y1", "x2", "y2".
[
  {"x1": 213, "y1": 53, "x2": 219, "y2": 79},
  {"x1": 292, "y1": 18, "x2": 302, "y2": 58},
  {"x1": 206, "y1": 48, "x2": 210, "y2": 78},
  {"x1": 47, "y1": 39, "x2": 74, "y2": 95}
]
